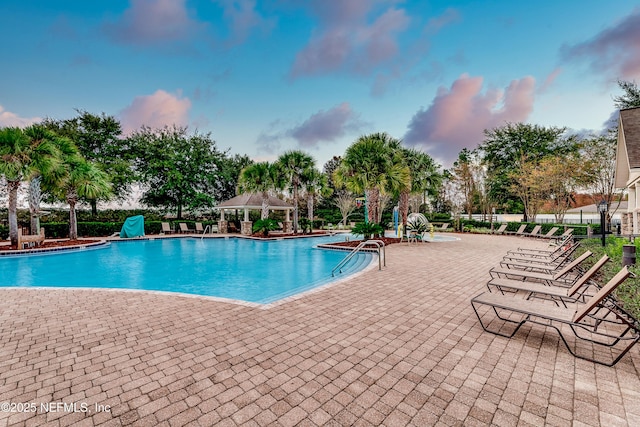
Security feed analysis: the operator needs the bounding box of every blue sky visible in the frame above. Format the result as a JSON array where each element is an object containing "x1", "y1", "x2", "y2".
[{"x1": 1, "y1": 0, "x2": 639, "y2": 168}]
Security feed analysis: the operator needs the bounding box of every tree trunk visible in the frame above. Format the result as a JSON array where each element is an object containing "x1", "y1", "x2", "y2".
[
  {"x1": 261, "y1": 192, "x2": 269, "y2": 219},
  {"x1": 177, "y1": 204, "x2": 182, "y2": 220},
  {"x1": 308, "y1": 194, "x2": 314, "y2": 225},
  {"x1": 68, "y1": 193, "x2": 78, "y2": 240},
  {"x1": 8, "y1": 180, "x2": 20, "y2": 247},
  {"x1": 91, "y1": 200, "x2": 98, "y2": 217},
  {"x1": 366, "y1": 188, "x2": 379, "y2": 224},
  {"x1": 399, "y1": 191, "x2": 409, "y2": 228},
  {"x1": 293, "y1": 183, "x2": 299, "y2": 234},
  {"x1": 29, "y1": 177, "x2": 42, "y2": 234}
]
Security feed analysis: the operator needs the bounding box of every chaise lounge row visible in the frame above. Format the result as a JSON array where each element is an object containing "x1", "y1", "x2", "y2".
[{"x1": 470, "y1": 239, "x2": 640, "y2": 366}]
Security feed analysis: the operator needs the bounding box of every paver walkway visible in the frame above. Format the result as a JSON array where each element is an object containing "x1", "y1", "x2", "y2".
[{"x1": 1, "y1": 234, "x2": 639, "y2": 426}]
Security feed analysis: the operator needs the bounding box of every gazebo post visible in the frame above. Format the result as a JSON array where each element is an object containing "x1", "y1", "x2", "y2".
[
  {"x1": 283, "y1": 208, "x2": 293, "y2": 233},
  {"x1": 218, "y1": 209, "x2": 228, "y2": 233},
  {"x1": 241, "y1": 208, "x2": 252, "y2": 236}
]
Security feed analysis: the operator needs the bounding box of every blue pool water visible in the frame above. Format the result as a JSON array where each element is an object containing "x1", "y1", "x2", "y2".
[{"x1": 0, "y1": 236, "x2": 372, "y2": 304}]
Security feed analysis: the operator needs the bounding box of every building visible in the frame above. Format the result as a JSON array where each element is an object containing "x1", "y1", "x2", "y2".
[{"x1": 615, "y1": 106, "x2": 640, "y2": 234}]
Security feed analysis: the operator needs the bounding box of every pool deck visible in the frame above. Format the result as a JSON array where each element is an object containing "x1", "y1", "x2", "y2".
[{"x1": 1, "y1": 233, "x2": 639, "y2": 426}]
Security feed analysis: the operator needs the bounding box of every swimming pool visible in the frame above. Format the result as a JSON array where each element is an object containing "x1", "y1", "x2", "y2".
[{"x1": 0, "y1": 236, "x2": 372, "y2": 304}]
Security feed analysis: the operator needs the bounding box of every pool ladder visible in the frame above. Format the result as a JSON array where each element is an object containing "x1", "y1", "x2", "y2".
[{"x1": 331, "y1": 239, "x2": 386, "y2": 277}]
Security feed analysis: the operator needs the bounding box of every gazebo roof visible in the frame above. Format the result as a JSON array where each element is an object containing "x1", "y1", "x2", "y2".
[{"x1": 215, "y1": 193, "x2": 293, "y2": 210}]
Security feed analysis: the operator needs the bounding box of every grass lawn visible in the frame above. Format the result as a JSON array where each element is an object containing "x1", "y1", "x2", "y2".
[{"x1": 577, "y1": 237, "x2": 640, "y2": 319}]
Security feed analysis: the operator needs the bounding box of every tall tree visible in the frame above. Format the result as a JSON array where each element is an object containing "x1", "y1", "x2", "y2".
[
  {"x1": 302, "y1": 168, "x2": 331, "y2": 224},
  {"x1": 128, "y1": 126, "x2": 225, "y2": 219},
  {"x1": 42, "y1": 111, "x2": 130, "y2": 215},
  {"x1": 277, "y1": 150, "x2": 315, "y2": 233},
  {"x1": 215, "y1": 154, "x2": 253, "y2": 203},
  {"x1": 0, "y1": 127, "x2": 58, "y2": 246},
  {"x1": 480, "y1": 122, "x2": 577, "y2": 219},
  {"x1": 335, "y1": 191, "x2": 357, "y2": 226},
  {"x1": 614, "y1": 80, "x2": 640, "y2": 109},
  {"x1": 334, "y1": 133, "x2": 409, "y2": 224},
  {"x1": 238, "y1": 162, "x2": 281, "y2": 220},
  {"x1": 451, "y1": 148, "x2": 478, "y2": 220}
]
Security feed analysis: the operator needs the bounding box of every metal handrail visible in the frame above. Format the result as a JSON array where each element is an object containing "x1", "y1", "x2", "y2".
[
  {"x1": 200, "y1": 225, "x2": 211, "y2": 239},
  {"x1": 331, "y1": 239, "x2": 385, "y2": 277}
]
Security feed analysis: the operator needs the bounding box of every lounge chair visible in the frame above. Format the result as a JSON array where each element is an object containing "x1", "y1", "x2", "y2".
[
  {"x1": 471, "y1": 266, "x2": 639, "y2": 366},
  {"x1": 493, "y1": 224, "x2": 508, "y2": 235},
  {"x1": 179, "y1": 223, "x2": 195, "y2": 234},
  {"x1": 195, "y1": 222, "x2": 204, "y2": 233},
  {"x1": 507, "y1": 224, "x2": 527, "y2": 236},
  {"x1": 487, "y1": 255, "x2": 610, "y2": 303},
  {"x1": 536, "y1": 226, "x2": 559, "y2": 239},
  {"x1": 521, "y1": 225, "x2": 542, "y2": 238},
  {"x1": 228, "y1": 223, "x2": 238, "y2": 233},
  {"x1": 440, "y1": 223, "x2": 450, "y2": 231},
  {"x1": 489, "y1": 251, "x2": 593, "y2": 283},
  {"x1": 503, "y1": 241, "x2": 580, "y2": 264},
  {"x1": 498, "y1": 247, "x2": 579, "y2": 274},
  {"x1": 161, "y1": 222, "x2": 174, "y2": 234}
]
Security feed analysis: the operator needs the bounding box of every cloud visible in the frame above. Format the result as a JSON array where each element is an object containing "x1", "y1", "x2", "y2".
[
  {"x1": 423, "y1": 7, "x2": 460, "y2": 35},
  {"x1": 0, "y1": 105, "x2": 41, "y2": 127},
  {"x1": 289, "y1": 1, "x2": 410, "y2": 78},
  {"x1": 119, "y1": 90, "x2": 191, "y2": 134},
  {"x1": 103, "y1": 0, "x2": 205, "y2": 46},
  {"x1": 404, "y1": 74, "x2": 535, "y2": 166},
  {"x1": 289, "y1": 102, "x2": 362, "y2": 148},
  {"x1": 214, "y1": 0, "x2": 274, "y2": 45},
  {"x1": 538, "y1": 68, "x2": 562, "y2": 93},
  {"x1": 561, "y1": 8, "x2": 640, "y2": 80},
  {"x1": 256, "y1": 103, "x2": 364, "y2": 154}
]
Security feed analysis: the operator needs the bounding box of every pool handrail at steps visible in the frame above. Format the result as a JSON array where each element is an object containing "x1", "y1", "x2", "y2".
[{"x1": 332, "y1": 239, "x2": 385, "y2": 276}]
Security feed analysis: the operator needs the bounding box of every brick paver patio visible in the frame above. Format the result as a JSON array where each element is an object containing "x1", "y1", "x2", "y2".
[{"x1": 1, "y1": 233, "x2": 639, "y2": 426}]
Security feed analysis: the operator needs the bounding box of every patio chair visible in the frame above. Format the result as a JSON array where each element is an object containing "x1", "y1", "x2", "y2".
[
  {"x1": 487, "y1": 255, "x2": 610, "y2": 304},
  {"x1": 498, "y1": 247, "x2": 580, "y2": 273},
  {"x1": 489, "y1": 251, "x2": 593, "y2": 283},
  {"x1": 521, "y1": 225, "x2": 542, "y2": 238},
  {"x1": 493, "y1": 224, "x2": 508, "y2": 235},
  {"x1": 471, "y1": 266, "x2": 639, "y2": 366},
  {"x1": 550, "y1": 228, "x2": 574, "y2": 245},
  {"x1": 536, "y1": 226, "x2": 559, "y2": 239},
  {"x1": 179, "y1": 223, "x2": 195, "y2": 233},
  {"x1": 507, "y1": 224, "x2": 527, "y2": 236},
  {"x1": 512, "y1": 235, "x2": 573, "y2": 256},
  {"x1": 195, "y1": 222, "x2": 204, "y2": 233},
  {"x1": 503, "y1": 241, "x2": 580, "y2": 264},
  {"x1": 161, "y1": 222, "x2": 174, "y2": 234},
  {"x1": 440, "y1": 223, "x2": 450, "y2": 231}
]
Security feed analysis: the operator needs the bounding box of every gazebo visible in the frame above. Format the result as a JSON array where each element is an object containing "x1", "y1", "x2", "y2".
[{"x1": 214, "y1": 193, "x2": 294, "y2": 235}]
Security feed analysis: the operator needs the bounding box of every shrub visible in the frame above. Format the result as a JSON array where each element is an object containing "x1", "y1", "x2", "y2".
[
  {"x1": 351, "y1": 222, "x2": 384, "y2": 239},
  {"x1": 253, "y1": 219, "x2": 279, "y2": 237}
]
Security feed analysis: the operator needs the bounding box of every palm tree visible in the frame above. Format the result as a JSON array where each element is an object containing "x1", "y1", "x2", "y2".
[
  {"x1": 63, "y1": 157, "x2": 111, "y2": 240},
  {"x1": 302, "y1": 168, "x2": 332, "y2": 226},
  {"x1": 277, "y1": 150, "x2": 314, "y2": 233},
  {"x1": 23, "y1": 125, "x2": 63, "y2": 233},
  {"x1": 238, "y1": 162, "x2": 280, "y2": 219},
  {"x1": 395, "y1": 147, "x2": 441, "y2": 232},
  {"x1": 334, "y1": 133, "x2": 410, "y2": 224},
  {"x1": 0, "y1": 127, "x2": 58, "y2": 247}
]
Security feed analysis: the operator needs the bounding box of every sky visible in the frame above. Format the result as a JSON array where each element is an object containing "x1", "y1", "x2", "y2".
[{"x1": 1, "y1": 0, "x2": 639, "y2": 170}]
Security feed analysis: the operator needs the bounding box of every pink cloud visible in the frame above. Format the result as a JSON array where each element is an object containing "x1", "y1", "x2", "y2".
[
  {"x1": 538, "y1": 68, "x2": 562, "y2": 93},
  {"x1": 119, "y1": 90, "x2": 191, "y2": 134},
  {"x1": 0, "y1": 105, "x2": 41, "y2": 127},
  {"x1": 214, "y1": 0, "x2": 274, "y2": 45},
  {"x1": 290, "y1": 0, "x2": 410, "y2": 78},
  {"x1": 289, "y1": 102, "x2": 362, "y2": 148},
  {"x1": 404, "y1": 74, "x2": 535, "y2": 166},
  {"x1": 423, "y1": 8, "x2": 461, "y2": 34},
  {"x1": 103, "y1": 0, "x2": 205, "y2": 46},
  {"x1": 561, "y1": 8, "x2": 640, "y2": 80}
]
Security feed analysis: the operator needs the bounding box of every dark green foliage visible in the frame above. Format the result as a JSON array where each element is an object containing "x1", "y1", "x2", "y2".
[
  {"x1": 298, "y1": 218, "x2": 312, "y2": 234},
  {"x1": 576, "y1": 238, "x2": 640, "y2": 321},
  {"x1": 0, "y1": 225, "x2": 8, "y2": 240},
  {"x1": 253, "y1": 219, "x2": 279, "y2": 236},
  {"x1": 351, "y1": 222, "x2": 384, "y2": 239},
  {"x1": 128, "y1": 126, "x2": 227, "y2": 218},
  {"x1": 614, "y1": 80, "x2": 640, "y2": 109}
]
